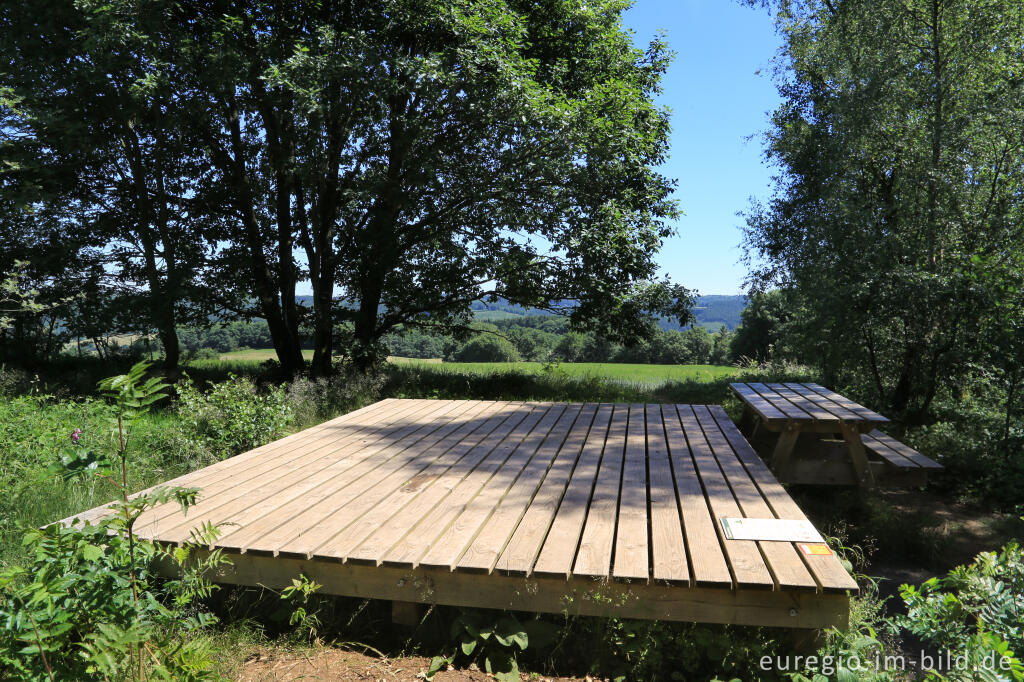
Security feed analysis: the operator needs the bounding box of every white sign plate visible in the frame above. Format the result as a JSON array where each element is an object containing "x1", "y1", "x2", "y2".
[{"x1": 720, "y1": 517, "x2": 825, "y2": 543}]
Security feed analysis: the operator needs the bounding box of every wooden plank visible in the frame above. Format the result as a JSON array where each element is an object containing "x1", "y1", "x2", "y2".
[
  {"x1": 62, "y1": 398, "x2": 420, "y2": 528},
  {"x1": 495, "y1": 405, "x2": 599, "y2": 574},
  {"x1": 132, "y1": 399, "x2": 450, "y2": 538},
  {"x1": 675, "y1": 405, "x2": 775, "y2": 589},
  {"x1": 707, "y1": 405, "x2": 858, "y2": 593},
  {"x1": 305, "y1": 402, "x2": 531, "y2": 561},
  {"x1": 160, "y1": 551, "x2": 851, "y2": 630},
  {"x1": 351, "y1": 404, "x2": 547, "y2": 566},
  {"x1": 840, "y1": 422, "x2": 876, "y2": 488},
  {"x1": 612, "y1": 404, "x2": 650, "y2": 581},
  {"x1": 572, "y1": 404, "x2": 628, "y2": 578},
  {"x1": 746, "y1": 383, "x2": 815, "y2": 422},
  {"x1": 865, "y1": 430, "x2": 943, "y2": 470},
  {"x1": 692, "y1": 406, "x2": 817, "y2": 592},
  {"x1": 766, "y1": 383, "x2": 842, "y2": 422},
  {"x1": 782, "y1": 383, "x2": 861, "y2": 421},
  {"x1": 645, "y1": 404, "x2": 689, "y2": 584},
  {"x1": 729, "y1": 383, "x2": 788, "y2": 423},
  {"x1": 248, "y1": 401, "x2": 510, "y2": 558},
  {"x1": 660, "y1": 404, "x2": 731, "y2": 587},
  {"x1": 860, "y1": 432, "x2": 920, "y2": 469},
  {"x1": 456, "y1": 404, "x2": 585, "y2": 573},
  {"x1": 802, "y1": 384, "x2": 889, "y2": 423},
  {"x1": 772, "y1": 424, "x2": 801, "y2": 475},
  {"x1": 532, "y1": 404, "x2": 614, "y2": 578},
  {"x1": 418, "y1": 404, "x2": 567, "y2": 570}
]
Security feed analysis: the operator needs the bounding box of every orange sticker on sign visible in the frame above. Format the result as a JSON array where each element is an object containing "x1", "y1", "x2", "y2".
[{"x1": 797, "y1": 543, "x2": 833, "y2": 556}]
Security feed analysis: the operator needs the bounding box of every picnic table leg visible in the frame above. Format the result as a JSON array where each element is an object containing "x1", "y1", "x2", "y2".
[
  {"x1": 840, "y1": 423, "x2": 875, "y2": 488},
  {"x1": 738, "y1": 405, "x2": 756, "y2": 436},
  {"x1": 772, "y1": 423, "x2": 800, "y2": 479}
]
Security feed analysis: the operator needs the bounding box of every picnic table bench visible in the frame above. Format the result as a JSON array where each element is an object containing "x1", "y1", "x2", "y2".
[{"x1": 730, "y1": 382, "x2": 942, "y2": 487}]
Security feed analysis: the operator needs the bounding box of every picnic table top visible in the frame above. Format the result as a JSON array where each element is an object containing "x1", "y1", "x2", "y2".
[{"x1": 730, "y1": 382, "x2": 889, "y2": 428}]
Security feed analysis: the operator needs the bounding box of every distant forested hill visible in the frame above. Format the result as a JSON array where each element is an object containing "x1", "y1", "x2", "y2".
[
  {"x1": 677, "y1": 295, "x2": 746, "y2": 331},
  {"x1": 469, "y1": 295, "x2": 746, "y2": 330},
  {"x1": 295, "y1": 294, "x2": 746, "y2": 330}
]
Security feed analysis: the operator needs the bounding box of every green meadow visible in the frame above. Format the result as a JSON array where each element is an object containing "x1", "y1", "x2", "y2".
[{"x1": 207, "y1": 349, "x2": 739, "y2": 384}]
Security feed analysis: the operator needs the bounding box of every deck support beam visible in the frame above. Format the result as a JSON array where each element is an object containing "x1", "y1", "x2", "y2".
[
  {"x1": 391, "y1": 600, "x2": 421, "y2": 626},
  {"x1": 158, "y1": 552, "x2": 851, "y2": 631}
]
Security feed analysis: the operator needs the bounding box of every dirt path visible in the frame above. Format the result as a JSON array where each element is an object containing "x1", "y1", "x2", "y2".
[{"x1": 236, "y1": 647, "x2": 586, "y2": 682}]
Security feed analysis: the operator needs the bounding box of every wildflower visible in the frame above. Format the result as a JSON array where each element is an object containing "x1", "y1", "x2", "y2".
[{"x1": 71, "y1": 427, "x2": 82, "y2": 444}]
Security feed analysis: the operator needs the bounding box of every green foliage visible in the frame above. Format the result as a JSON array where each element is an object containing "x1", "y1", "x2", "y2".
[
  {"x1": 899, "y1": 544, "x2": 1024, "y2": 666},
  {"x1": 0, "y1": 517, "x2": 229, "y2": 681},
  {"x1": 0, "y1": 261, "x2": 57, "y2": 331},
  {"x1": 284, "y1": 372, "x2": 386, "y2": 426},
  {"x1": 452, "y1": 335, "x2": 523, "y2": 363},
  {"x1": 3, "y1": 0, "x2": 691, "y2": 375},
  {"x1": 279, "y1": 575, "x2": 324, "y2": 644},
  {"x1": 0, "y1": 361, "x2": 228, "y2": 680},
  {"x1": 745, "y1": 0, "x2": 1024, "y2": 420},
  {"x1": 786, "y1": 543, "x2": 1024, "y2": 682},
  {"x1": 428, "y1": 611, "x2": 554, "y2": 682},
  {"x1": 730, "y1": 290, "x2": 789, "y2": 364},
  {"x1": 542, "y1": 613, "x2": 781, "y2": 681},
  {"x1": 175, "y1": 374, "x2": 294, "y2": 459}
]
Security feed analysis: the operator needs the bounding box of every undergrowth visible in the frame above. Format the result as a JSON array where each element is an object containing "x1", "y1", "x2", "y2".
[{"x1": 1, "y1": 358, "x2": 1023, "y2": 680}]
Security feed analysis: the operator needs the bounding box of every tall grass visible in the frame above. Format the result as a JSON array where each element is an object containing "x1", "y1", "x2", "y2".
[
  {"x1": 0, "y1": 393, "x2": 214, "y2": 570},
  {"x1": 382, "y1": 361, "x2": 813, "y2": 408}
]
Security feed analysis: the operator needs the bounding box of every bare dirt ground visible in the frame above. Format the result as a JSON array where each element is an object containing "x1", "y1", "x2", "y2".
[
  {"x1": 868, "y1": 487, "x2": 1018, "y2": 602},
  {"x1": 236, "y1": 647, "x2": 587, "y2": 682}
]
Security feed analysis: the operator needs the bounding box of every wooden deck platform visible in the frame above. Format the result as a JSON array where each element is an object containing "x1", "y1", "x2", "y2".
[{"x1": 63, "y1": 399, "x2": 857, "y2": 629}]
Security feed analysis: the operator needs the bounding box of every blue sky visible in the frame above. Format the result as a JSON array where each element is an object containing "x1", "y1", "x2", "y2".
[{"x1": 623, "y1": 0, "x2": 782, "y2": 295}]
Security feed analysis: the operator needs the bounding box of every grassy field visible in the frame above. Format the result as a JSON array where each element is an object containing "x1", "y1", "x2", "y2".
[
  {"x1": 213, "y1": 348, "x2": 315, "y2": 361},
  {"x1": 404, "y1": 360, "x2": 739, "y2": 383},
  {"x1": 208, "y1": 349, "x2": 739, "y2": 384}
]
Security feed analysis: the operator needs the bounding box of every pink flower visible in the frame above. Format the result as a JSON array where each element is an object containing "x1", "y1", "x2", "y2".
[{"x1": 71, "y1": 428, "x2": 82, "y2": 444}]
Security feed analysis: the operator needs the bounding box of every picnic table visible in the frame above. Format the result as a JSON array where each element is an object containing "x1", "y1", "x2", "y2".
[{"x1": 729, "y1": 382, "x2": 889, "y2": 487}]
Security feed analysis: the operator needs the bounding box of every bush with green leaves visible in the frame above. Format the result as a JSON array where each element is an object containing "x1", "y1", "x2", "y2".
[
  {"x1": 452, "y1": 335, "x2": 523, "y2": 363},
  {"x1": 898, "y1": 542, "x2": 1024, "y2": 681},
  {"x1": 285, "y1": 371, "x2": 385, "y2": 426},
  {"x1": 0, "y1": 361, "x2": 230, "y2": 680},
  {"x1": 428, "y1": 611, "x2": 556, "y2": 682},
  {"x1": 176, "y1": 373, "x2": 294, "y2": 459},
  {"x1": 789, "y1": 543, "x2": 1024, "y2": 682}
]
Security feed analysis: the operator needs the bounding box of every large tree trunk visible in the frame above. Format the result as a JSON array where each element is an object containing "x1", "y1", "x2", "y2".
[
  {"x1": 224, "y1": 100, "x2": 304, "y2": 375},
  {"x1": 351, "y1": 276, "x2": 383, "y2": 374},
  {"x1": 310, "y1": 271, "x2": 335, "y2": 378},
  {"x1": 260, "y1": 86, "x2": 305, "y2": 374},
  {"x1": 158, "y1": 325, "x2": 180, "y2": 373},
  {"x1": 308, "y1": 209, "x2": 337, "y2": 378}
]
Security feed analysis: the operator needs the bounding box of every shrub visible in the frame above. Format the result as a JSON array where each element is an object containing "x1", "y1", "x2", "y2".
[
  {"x1": 176, "y1": 374, "x2": 294, "y2": 459},
  {"x1": 453, "y1": 335, "x2": 522, "y2": 363},
  {"x1": 899, "y1": 543, "x2": 1024, "y2": 670},
  {"x1": 286, "y1": 372, "x2": 385, "y2": 426},
  {"x1": 0, "y1": 361, "x2": 228, "y2": 680}
]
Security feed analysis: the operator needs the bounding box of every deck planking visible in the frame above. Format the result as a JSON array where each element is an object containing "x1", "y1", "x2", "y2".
[{"x1": 61, "y1": 398, "x2": 856, "y2": 629}]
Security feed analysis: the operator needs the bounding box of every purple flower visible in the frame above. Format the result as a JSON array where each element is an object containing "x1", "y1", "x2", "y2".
[{"x1": 71, "y1": 428, "x2": 82, "y2": 444}]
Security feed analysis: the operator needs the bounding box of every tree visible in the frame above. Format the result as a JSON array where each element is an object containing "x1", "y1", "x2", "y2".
[
  {"x1": 730, "y1": 291, "x2": 788, "y2": 363},
  {"x1": 554, "y1": 332, "x2": 586, "y2": 363},
  {"x1": 743, "y1": 0, "x2": 1024, "y2": 418},
  {"x1": 682, "y1": 326, "x2": 712, "y2": 365},
  {"x1": 657, "y1": 330, "x2": 691, "y2": 365},
  {"x1": 453, "y1": 335, "x2": 523, "y2": 363},
  {"x1": 710, "y1": 325, "x2": 733, "y2": 365},
  {"x1": 1, "y1": 1, "x2": 216, "y2": 372},
  {"x1": 182, "y1": 0, "x2": 690, "y2": 374},
  {"x1": 3, "y1": 0, "x2": 690, "y2": 376},
  {"x1": 507, "y1": 327, "x2": 558, "y2": 362}
]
